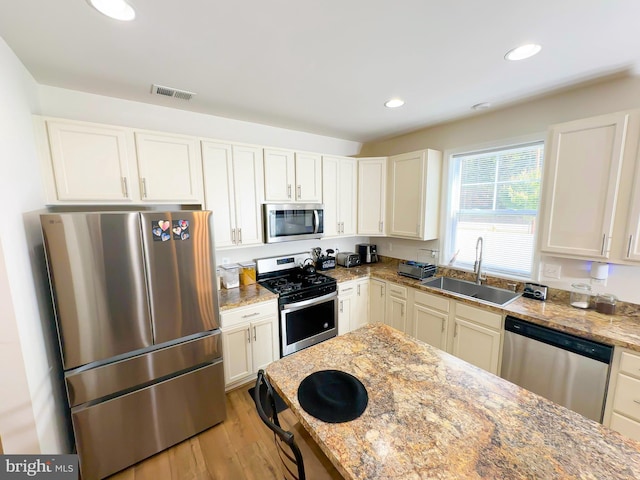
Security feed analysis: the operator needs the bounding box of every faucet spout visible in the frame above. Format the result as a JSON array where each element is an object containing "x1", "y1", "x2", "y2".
[{"x1": 474, "y1": 236, "x2": 484, "y2": 285}]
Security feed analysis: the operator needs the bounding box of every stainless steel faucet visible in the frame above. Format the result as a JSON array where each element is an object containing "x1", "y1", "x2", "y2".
[{"x1": 474, "y1": 236, "x2": 485, "y2": 284}]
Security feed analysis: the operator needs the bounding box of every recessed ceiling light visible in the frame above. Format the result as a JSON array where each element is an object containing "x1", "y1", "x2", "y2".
[
  {"x1": 472, "y1": 102, "x2": 491, "y2": 111},
  {"x1": 87, "y1": 0, "x2": 136, "y2": 21},
  {"x1": 384, "y1": 98, "x2": 405, "y2": 108},
  {"x1": 505, "y1": 43, "x2": 541, "y2": 61}
]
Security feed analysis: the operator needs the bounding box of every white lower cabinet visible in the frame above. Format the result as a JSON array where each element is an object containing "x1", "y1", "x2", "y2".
[
  {"x1": 604, "y1": 348, "x2": 640, "y2": 441},
  {"x1": 220, "y1": 300, "x2": 278, "y2": 389},
  {"x1": 385, "y1": 282, "x2": 409, "y2": 334},
  {"x1": 369, "y1": 279, "x2": 386, "y2": 325},
  {"x1": 338, "y1": 278, "x2": 370, "y2": 335},
  {"x1": 412, "y1": 290, "x2": 449, "y2": 351},
  {"x1": 451, "y1": 303, "x2": 503, "y2": 375}
]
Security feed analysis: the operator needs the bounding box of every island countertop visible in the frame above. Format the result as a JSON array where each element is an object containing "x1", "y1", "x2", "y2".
[{"x1": 266, "y1": 323, "x2": 640, "y2": 479}]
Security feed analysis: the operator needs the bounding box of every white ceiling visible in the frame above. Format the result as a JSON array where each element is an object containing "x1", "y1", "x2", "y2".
[{"x1": 1, "y1": 1, "x2": 640, "y2": 142}]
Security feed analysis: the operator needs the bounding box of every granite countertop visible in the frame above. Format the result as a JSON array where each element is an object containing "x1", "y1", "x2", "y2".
[
  {"x1": 217, "y1": 261, "x2": 640, "y2": 351},
  {"x1": 266, "y1": 323, "x2": 640, "y2": 479}
]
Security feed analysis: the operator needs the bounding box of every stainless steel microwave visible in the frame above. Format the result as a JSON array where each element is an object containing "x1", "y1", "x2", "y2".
[{"x1": 263, "y1": 204, "x2": 324, "y2": 243}]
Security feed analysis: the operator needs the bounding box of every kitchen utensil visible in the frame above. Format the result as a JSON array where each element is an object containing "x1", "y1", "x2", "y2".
[
  {"x1": 523, "y1": 282, "x2": 547, "y2": 301},
  {"x1": 397, "y1": 261, "x2": 436, "y2": 280},
  {"x1": 570, "y1": 283, "x2": 592, "y2": 309},
  {"x1": 336, "y1": 252, "x2": 361, "y2": 268},
  {"x1": 356, "y1": 244, "x2": 379, "y2": 264}
]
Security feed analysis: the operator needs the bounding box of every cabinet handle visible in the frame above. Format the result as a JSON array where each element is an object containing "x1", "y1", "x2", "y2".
[
  {"x1": 628, "y1": 235, "x2": 634, "y2": 258},
  {"x1": 141, "y1": 177, "x2": 148, "y2": 198},
  {"x1": 253, "y1": 326, "x2": 257, "y2": 342},
  {"x1": 401, "y1": 305, "x2": 404, "y2": 317},
  {"x1": 340, "y1": 300, "x2": 343, "y2": 313},
  {"x1": 379, "y1": 221, "x2": 383, "y2": 233},
  {"x1": 342, "y1": 287, "x2": 353, "y2": 293},
  {"x1": 246, "y1": 328, "x2": 251, "y2": 343},
  {"x1": 441, "y1": 318, "x2": 445, "y2": 332},
  {"x1": 297, "y1": 185, "x2": 301, "y2": 198},
  {"x1": 601, "y1": 234, "x2": 606, "y2": 255},
  {"x1": 634, "y1": 399, "x2": 640, "y2": 405},
  {"x1": 417, "y1": 224, "x2": 421, "y2": 234},
  {"x1": 122, "y1": 177, "x2": 129, "y2": 197},
  {"x1": 287, "y1": 184, "x2": 292, "y2": 198},
  {"x1": 242, "y1": 312, "x2": 261, "y2": 319},
  {"x1": 238, "y1": 228, "x2": 242, "y2": 244},
  {"x1": 454, "y1": 324, "x2": 458, "y2": 337},
  {"x1": 357, "y1": 284, "x2": 360, "y2": 296},
  {"x1": 231, "y1": 228, "x2": 236, "y2": 243},
  {"x1": 381, "y1": 287, "x2": 385, "y2": 298}
]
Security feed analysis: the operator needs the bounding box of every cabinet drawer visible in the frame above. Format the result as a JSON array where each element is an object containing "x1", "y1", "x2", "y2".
[
  {"x1": 414, "y1": 290, "x2": 450, "y2": 313},
  {"x1": 339, "y1": 281, "x2": 356, "y2": 296},
  {"x1": 610, "y1": 412, "x2": 640, "y2": 442},
  {"x1": 613, "y1": 373, "x2": 640, "y2": 421},
  {"x1": 455, "y1": 302, "x2": 502, "y2": 330},
  {"x1": 221, "y1": 300, "x2": 278, "y2": 328},
  {"x1": 388, "y1": 283, "x2": 407, "y2": 299},
  {"x1": 620, "y1": 351, "x2": 640, "y2": 378}
]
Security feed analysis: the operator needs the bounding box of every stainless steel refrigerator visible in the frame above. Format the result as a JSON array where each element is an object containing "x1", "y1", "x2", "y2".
[{"x1": 40, "y1": 211, "x2": 225, "y2": 480}]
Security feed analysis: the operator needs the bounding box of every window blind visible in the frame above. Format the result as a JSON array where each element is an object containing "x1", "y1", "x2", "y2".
[{"x1": 449, "y1": 141, "x2": 544, "y2": 277}]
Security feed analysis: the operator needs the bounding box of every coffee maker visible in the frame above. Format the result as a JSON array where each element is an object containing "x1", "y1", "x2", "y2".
[{"x1": 356, "y1": 244, "x2": 379, "y2": 264}]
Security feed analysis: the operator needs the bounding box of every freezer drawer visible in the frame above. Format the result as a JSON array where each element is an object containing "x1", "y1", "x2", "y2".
[
  {"x1": 72, "y1": 360, "x2": 226, "y2": 480},
  {"x1": 66, "y1": 331, "x2": 222, "y2": 407}
]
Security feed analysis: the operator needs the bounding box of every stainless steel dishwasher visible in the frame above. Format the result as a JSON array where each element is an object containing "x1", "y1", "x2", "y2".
[{"x1": 501, "y1": 316, "x2": 613, "y2": 422}]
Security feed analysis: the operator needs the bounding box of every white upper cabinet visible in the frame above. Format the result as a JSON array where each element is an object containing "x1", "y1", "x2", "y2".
[
  {"x1": 263, "y1": 148, "x2": 322, "y2": 203},
  {"x1": 295, "y1": 152, "x2": 323, "y2": 202},
  {"x1": 37, "y1": 117, "x2": 205, "y2": 205},
  {"x1": 357, "y1": 157, "x2": 387, "y2": 236},
  {"x1": 41, "y1": 119, "x2": 137, "y2": 202},
  {"x1": 624, "y1": 135, "x2": 640, "y2": 262},
  {"x1": 134, "y1": 132, "x2": 203, "y2": 203},
  {"x1": 388, "y1": 149, "x2": 442, "y2": 240},
  {"x1": 322, "y1": 155, "x2": 357, "y2": 237},
  {"x1": 202, "y1": 141, "x2": 264, "y2": 248},
  {"x1": 540, "y1": 112, "x2": 629, "y2": 259}
]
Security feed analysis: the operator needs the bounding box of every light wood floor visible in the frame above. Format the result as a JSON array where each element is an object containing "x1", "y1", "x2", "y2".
[{"x1": 107, "y1": 385, "x2": 344, "y2": 480}]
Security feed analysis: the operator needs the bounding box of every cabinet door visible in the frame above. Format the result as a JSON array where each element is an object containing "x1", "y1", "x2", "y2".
[
  {"x1": 251, "y1": 317, "x2": 277, "y2": 373},
  {"x1": 452, "y1": 318, "x2": 501, "y2": 375},
  {"x1": 389, "y1": 151, "x2": 424, "y2": 238},
  {"x1": 370, "y1": 279, "x2": 386, "y2": 325},
  {"x1": 358, "y1": 158, "x2": 387, "y2": 235},
  {"x1": 135, "y1": 132, "x2": 203, "y2": 203},
  {"x1": 264, "y1": 148, "x2": 295, "y2": 202},
  {"x1": 339, "y1": 158, "x2": 358, "y2": 235},
  {"x1": 386, "y1": 295, "x2": 407, "y2": 333},
  {"x1": 322, "y1": 156, "x2": 340, "y2": 237},
  {"x1": 202, "y1": 142, "x2": 236, "y2": 247},
  {"x1": 540, "y1": 112, "x2": 628, "y2": 258},
  {"x1": 232, "y1": 145, "x2": 264, "y2": 246},
  {"x1": 295, "y1": 152, "x2": 322, "y2": 202},
  {"x1": 624, "y1": 151, "x2": 640, "y2": 261},
  {"x1": 413, "y1": 304, "x2": 448, "y2": 350},
  {"x1": 351, "y1": 280, "x2": 370, "y2": 331},
  {"x1": 338, "y1": 282, "x2": 356, "y2": 335},
  {"x1": 46, "y1": 120, "x2": 134, "y2": 202},
  {"x1": 221, "y1": 325, "x2": 252, "y2": 385}
]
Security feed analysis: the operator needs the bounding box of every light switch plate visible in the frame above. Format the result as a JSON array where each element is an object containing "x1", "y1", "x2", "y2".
[{"x1": 542, "y1": 263, "x2": 561, "y2": 279}]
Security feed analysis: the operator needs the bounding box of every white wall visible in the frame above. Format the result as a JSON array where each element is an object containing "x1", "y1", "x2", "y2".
[
  {"x1": 362, "y1": 74, "x2": 640, "y2": 304},
  {"x1": 0, "y1": 37, "x2": 70, "y2": 453},
  {"x1": 37, "y1": 86, "x2": 362, "y2": 156}
]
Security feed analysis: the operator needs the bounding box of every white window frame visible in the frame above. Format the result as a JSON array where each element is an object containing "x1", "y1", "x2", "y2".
[{"x1": 440, "y1": 133, "x2": 545, "y2": 281}]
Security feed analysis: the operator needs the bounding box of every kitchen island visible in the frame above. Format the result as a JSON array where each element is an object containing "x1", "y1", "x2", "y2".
[{"x1": 266, "y1": 323, "x2": 640, "y2": 479}]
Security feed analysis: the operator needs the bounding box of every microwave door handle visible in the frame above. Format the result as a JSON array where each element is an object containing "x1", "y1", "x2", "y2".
[{"x1": 313, "y1": 210, "x2": 320, "y2": 234}]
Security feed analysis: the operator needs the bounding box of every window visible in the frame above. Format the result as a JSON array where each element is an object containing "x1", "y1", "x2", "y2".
[{"x1": 446, "y1": 141, "x2": 544, "y2": 278}]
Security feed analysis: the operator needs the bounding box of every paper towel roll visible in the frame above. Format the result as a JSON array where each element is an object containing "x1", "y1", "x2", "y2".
[{"x1": 590, "y1": 262, "x2": 609, "y2": 280}]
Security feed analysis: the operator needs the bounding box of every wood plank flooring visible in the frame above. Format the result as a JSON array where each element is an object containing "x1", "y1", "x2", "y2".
[{"x1": 107, "y1": 385, "x2": 344, "y2": 480}]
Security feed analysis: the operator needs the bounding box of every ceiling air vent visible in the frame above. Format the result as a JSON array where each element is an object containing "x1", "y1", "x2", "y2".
[{"x1": 151, "y1": 84, "x2": 196, "y2": 101}]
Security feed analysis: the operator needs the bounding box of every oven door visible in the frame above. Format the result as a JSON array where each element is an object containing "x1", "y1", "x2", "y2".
[
  {"x1": 280, "y1": 291, "x2": 337, "y2": 356},
  {"x1": 264, "y1": 204, "x2": 324, "y2": 243}
]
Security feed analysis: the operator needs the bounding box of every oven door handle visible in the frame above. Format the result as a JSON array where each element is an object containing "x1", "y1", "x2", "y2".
[
  {"x1": 281, "y1": 291, "x2": 337, "y2": 311},
  {"x1": 313, "y1": 209, "x2": 320, "y2": 234}
]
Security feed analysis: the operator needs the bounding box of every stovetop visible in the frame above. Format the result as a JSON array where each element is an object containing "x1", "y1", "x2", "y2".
[{"x1": 259, "y1": 271, "x2": 337, "y2": 303}]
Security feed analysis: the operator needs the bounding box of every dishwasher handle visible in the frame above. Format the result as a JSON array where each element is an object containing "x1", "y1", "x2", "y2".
[{"x1": 505, "y1": 316, "x2": 612, "y2": 364}]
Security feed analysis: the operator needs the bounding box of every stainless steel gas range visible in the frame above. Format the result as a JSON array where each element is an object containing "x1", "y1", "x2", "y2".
[{"x1": 256, "y1": 253, "x2": 337, "y2": 356}]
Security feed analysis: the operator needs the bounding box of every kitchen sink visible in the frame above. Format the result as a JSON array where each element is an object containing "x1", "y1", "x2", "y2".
[{"x1": 421, "y1": 277, "x2": 521, "y2": 306}]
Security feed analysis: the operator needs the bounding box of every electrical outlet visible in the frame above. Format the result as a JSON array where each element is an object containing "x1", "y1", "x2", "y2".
[{"x1": 542, "y1": 263, "x2": 561, "y2": 279}]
